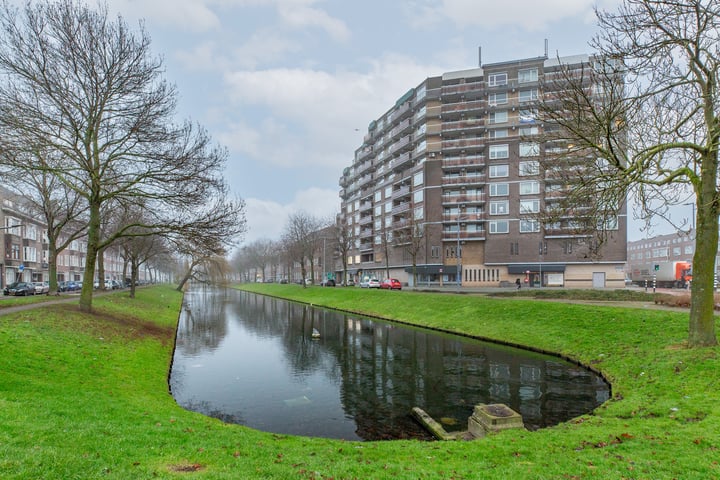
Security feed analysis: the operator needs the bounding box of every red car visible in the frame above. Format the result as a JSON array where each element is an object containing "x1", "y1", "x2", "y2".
[{"x1": 380, "y1": 278, "x2": 402, "y2": 290}]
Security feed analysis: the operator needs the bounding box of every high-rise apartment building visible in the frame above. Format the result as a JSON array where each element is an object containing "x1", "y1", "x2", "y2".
[{"x1": 338, "y1": 54, "x2": 627, "y2": 288}]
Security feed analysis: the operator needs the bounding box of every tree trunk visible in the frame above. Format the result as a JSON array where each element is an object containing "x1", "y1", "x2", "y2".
[
  {"x1": 96, "y1": 245, "x2": 106, "y2": 290},
  {"x1": 689, "y1": 152, "x2": 720, "y2": 347},
  {"x1": 48, "y1": 242, "x2": 58, "y2": 295},
  {"x1": 80, "y1": 201, "x2": 101, "y2": 312}
]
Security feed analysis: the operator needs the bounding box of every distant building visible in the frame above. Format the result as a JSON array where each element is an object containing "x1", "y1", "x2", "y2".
[
  {"x1": 0, "y1": 186, "x2": 162, "y2": 287},
  {"x1": 337, "y1": 54, "x2": 627, "y2": 288}
]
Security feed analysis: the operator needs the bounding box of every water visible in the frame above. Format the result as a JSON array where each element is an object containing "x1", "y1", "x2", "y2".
[{"x1": 169, "y1": 286, "x2": 610, "y2": 441}]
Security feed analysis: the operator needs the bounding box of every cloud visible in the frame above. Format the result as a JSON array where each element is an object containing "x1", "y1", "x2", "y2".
[
  {"x1": 243, "y1": 187, "x2": 339, "y2": 243},
  {"x1": 276, "y1": 3, "x2": 350, "y2": 41},
  {"x1": 409, "y1": 0, "x2": 602, "y2": 31},
  {"x1": 221, "y1": 53, "x2": 452, "y2": 170}
]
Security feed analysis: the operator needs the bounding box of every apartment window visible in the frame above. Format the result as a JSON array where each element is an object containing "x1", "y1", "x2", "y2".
[
  {"x1": 520, "y1": 199, "x2": 540, "y2": 214},
  {"x1": 518, "y1": 89, "x2": 538, "y2": 103},
  {"x1": 414, "y1": 206, "x2": 423, "y2": 220},
  {"x1": 518, "y1": 68, "x2": 538, "y2": 83},
  {"x1": 489, "y1": 144, "x2": 509, "y2": 159},
  {"x1": 11, "y1": 244, "x2": 20, "y2": 260},
  {"x1": 519, "y1": 109, "x2": 537, "y2": 124},
  {"x1": 431, "y1": 246, "x2": 441, "y2": 258},
  {"x1": 519, "y1": 181, "x2": 540, "y2": 195},
  {"x1": 490, "y1": 200, "x2": 509, "y2": 215},
  {"x1": 375, "y1": 205, "x2": 382, "y2": 216},
  {"x1": 519, "y1": 126, "x2": 539, "y2": 136},
  {"x1": 519, "y1": 142, "x2": 540, "y2": 157},
  {"x1": 490, "y1": 111, "x2": 508, "y2": 124},
  {"x1": 520, "y1": 219, "x2": 540, "y2": 233},
  {"x1": 413, "y1": 189, "x2": 423, "y2": 203},
  {"x1": 489, "y1": 164, "x2": 509, "y2": 178},
  {"x1": 489, "y1": 92, "x2": 507, "y2": 105},
  {"x1": 510, "y1": 242, "x2": 519, "y2": 255},
  {"x1": 598, "y1": 216, "x2": 619, "y2": 231},
  {"x1": 374, "y1": 191, "x2": 382, "y2": 202},
  {"x1": 489, "y1": 220, "x2": 509, "y2": 234},
  {"x1": 490, "y1": 183, "x2": 509, "y2": 196},
  {"x1": 413, "y1": 171, "x2": 424, "y2": 186},
  {"x1": 384, "y1": 186, "x2": 392, "y2": 198},
  {"x1": 673, "y1": 247, "x2": 681, "y2": 256},
  {"x1": 563, "y1": 240, "x2": 573, "y2": 254},
  {"x1": 23, "y1": 246, "x2": 37, "y2": 263},
  {"x1": 519, "y1": 161, "x2": 540, "y2": 176},
  {"x1": 488, "y1": 72, "x2": 508, "y2": 86},
  {"x1": 489, "y1": 128, "x2": 508, "y2": 139}
]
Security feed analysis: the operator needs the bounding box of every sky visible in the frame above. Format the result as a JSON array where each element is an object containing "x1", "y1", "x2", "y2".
[{"x1": 93, "y1": 0, "x2": 692, "y2": 245}]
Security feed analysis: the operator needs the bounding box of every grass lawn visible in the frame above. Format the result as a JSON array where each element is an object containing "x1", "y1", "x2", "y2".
[{"x1": 1, "y1": 283, "x2": 718, "y2": 479}]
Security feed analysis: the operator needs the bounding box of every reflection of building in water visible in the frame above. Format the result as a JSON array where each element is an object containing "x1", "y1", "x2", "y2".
[{"x1": 173, "y1": 290, "x2": 610, "y2": 441}]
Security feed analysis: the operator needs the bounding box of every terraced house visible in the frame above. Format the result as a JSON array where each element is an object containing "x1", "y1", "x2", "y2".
[{"x1": 338, "y1": 53, "x2": 627, "y2": 288}]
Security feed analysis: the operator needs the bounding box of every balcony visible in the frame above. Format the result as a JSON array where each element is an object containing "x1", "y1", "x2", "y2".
[
  {"x1": 390, "y1": 102, "x2": 412, "y2": 123},
  {"x1": 442, "y1": 154, "x2": 485, "y2": 168},
  {"x1": 392, "y1": 185, "x2": 410, "y2": 199},
  {"x1": 390, "y1": 152, "x2": 412, "y2": 171},
  {"x1": 356, "y1": 146, "x2": 373, "y2": 161},
  {"x1": 442, "y1": 212, "x2": 484, "y2": 222},
  {"x1": 442, "y1": 193, "x2": 485, "y2": 205},
  {"x1": 442, "y1": 230, "x2": 486, "y2": 241},
  {"x1": 442, "y1": 174, "x2": 485, "y2": 186},
  {"x1": 441, "y1": 100, "x2": 484, "y2": 116},
  {"x1": 441, "y1": 81, "x2": 484, "y2": 97},
  {"x1": 391, "y1": 202, "x2": 411, "y2": 215},
  {"x1": 388, "y1": 135, "x2": 412, "y2": 155},
  {"x1": 390, "y1": 118, "x2": 412, "y2": 139},
  {"x1": 441, "y1": 137, "x2": 484, "y2": 152},
  {"x1": 442, "y1": 118, "x2": 485, "y2": 134}
]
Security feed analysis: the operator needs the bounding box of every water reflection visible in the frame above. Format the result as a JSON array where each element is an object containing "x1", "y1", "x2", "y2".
[{"x1": 169, "y1": 286, "x2": 609, "y2": 441}]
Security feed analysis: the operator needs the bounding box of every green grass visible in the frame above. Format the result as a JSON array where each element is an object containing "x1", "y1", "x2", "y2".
[{"x1": 1, "y1": 283, "x2": 719, "y2": 479}]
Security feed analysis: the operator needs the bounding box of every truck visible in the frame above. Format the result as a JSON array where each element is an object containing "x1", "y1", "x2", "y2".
[{"x1": 629, "y1": 261, "x2": 692, "y2": 288}]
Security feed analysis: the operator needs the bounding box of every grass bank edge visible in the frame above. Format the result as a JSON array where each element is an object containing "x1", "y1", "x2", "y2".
[{"x1": 1, "y1": 283, "x2": 717, "y2": 478}]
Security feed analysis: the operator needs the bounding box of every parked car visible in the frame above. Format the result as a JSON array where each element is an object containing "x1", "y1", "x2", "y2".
[
  {"x1": 380, "y1": 278, "x2": 402, "y2": 290},
  {"x1": 321, "y1": 279, "x2": 335, "y2": 287},
  {"x1": 3, "y1": 281, "x2": 35, "y2": 296},
  {"x1": 367, "y1": 278, "x2": 381, "y2": 289},
  {"x1": 62, "y1": 281, "x2": 80, "y2": 292},
  {"x1": 32, "y1": 281, "x2": 50, "y2": 294}
]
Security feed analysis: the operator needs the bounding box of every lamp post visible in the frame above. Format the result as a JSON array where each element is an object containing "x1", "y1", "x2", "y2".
[
  {"x1": 683, "y1": 202, "x2": 695, "y2": 232},
  {"x1": 456, "y1": 215, "x2": 464, "y2": 292}
]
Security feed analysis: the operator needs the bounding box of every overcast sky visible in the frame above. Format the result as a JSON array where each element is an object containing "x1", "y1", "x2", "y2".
[{"x1": 94, "y1": 0, "x2": 689, "y2": 244}]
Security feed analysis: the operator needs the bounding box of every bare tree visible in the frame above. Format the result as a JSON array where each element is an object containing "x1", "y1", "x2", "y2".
[
  {"x1": 240, "y1": 238, "x2": 276, "y2": 282},
  {"x1": 282, "y1": 211, "x2": 322, "y2": 287},
  {"x1": 539, "y1": 0, "x2": 720, "y2": 347},
  {"x1": 0, "y1": 0, "x2": 243, "y2": 311},
  {"x1": 332, "y1": 215, "x2": 354, "y2": 285},
  {"x1": 394, "y1": 208, "x2": 425, "y2": 287}
]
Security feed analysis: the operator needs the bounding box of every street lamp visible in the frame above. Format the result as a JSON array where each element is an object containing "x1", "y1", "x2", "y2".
[
  {"x1": 456, "y1": 215, "x2": 464, "y2": 292},
  {"x1": 683, "y1": 202, "x2": 695, "y2": 232}
]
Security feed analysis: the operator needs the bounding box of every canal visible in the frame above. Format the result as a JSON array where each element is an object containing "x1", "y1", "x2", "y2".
[{"x1": 169, "y1": 286, "x2": 610, "y2": 441}]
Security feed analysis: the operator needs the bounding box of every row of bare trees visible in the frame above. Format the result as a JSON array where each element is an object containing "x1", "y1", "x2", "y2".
[
  {"x1": 233, "y1": 206, "x2": 427, "y2": 287},
  {"x1": 0, "y1": 0, "x2": 246, "y2": 311}
]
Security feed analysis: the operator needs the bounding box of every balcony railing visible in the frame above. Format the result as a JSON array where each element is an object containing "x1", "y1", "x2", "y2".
[
  {"x1": 442, "y1": 137, "x2": 485, "y2": 150},
  {"x1": 442, "y1": 154, "x2": 485, "y2": 168},
  {"x1": 441, "y1": 100, "x2": 484, "y2": 115},
  {"x1": 442, "y1": 81, "x2": 484, "y2": 96},
  {"x1": 442, "y1": 193, "x2": 486, "y2": 204},
  {"x1": 442, "y1": 174, "x2": 485, "y2": 186}
]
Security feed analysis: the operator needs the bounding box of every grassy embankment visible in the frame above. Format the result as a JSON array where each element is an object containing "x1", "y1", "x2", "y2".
[{"x1": 0, "y1": 283, "x2": 718, "y2": 479}]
